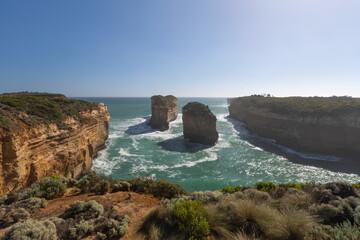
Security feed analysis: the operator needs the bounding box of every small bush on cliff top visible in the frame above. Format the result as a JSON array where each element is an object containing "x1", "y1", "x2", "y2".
[
  {"x1": 0, "y1": 207, "x2": 30, "y2": 228},
  {"x1": 63, "y1": 200, "x2": 104, "y2": 219},
  {"x1": 75, "y1": 171, "x2": 111, "y2": 194},
  {"x1": 306, "y1": 221, "x2": 360, "y2": 240},
  {"x1": 128, "y1": 176, "x2": 188, "y2": 199},
  {"x1": 173, "y1": 200, "x2": 210, "y2": 240},
  {"x1": 254, "y1": 181, "x2": 277, "y2": 192},
  {"x1": 221, "y1": 186, "x2": 242, "y2": 194},
  {"x1": 4, "y1": 219, "x2": 57, "y2": 240},
  {"x1": 22, "y1": 177, "x2": 66, "y2": 200},
  {"x1": 97, "y1": 215, "x2": 131, "y2": 239}
]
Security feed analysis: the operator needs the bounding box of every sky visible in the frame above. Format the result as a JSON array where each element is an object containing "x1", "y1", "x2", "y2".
[{"x1": 0, "y1": 0, "x2": 359, "y2": 97}]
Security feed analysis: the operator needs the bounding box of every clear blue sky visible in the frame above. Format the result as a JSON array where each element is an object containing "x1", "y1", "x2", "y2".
[{"x1": 1, "y1": 0, "x2": 359, "y2": 97}]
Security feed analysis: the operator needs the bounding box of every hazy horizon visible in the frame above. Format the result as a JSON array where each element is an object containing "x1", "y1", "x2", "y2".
[{"x1": 1, "y1": 0, "x2": 359, "y2": 97}]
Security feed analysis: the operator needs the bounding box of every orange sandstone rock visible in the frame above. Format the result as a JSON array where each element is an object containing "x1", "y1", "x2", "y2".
[{"x1": 149, "y1": 95, "x2": 178, "y2": 131}]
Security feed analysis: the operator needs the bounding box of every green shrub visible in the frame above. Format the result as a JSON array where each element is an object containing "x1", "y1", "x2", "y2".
[
  {"x1": 279, "y1": 183, "x2": 302, "y2": 189},
  {"x1": 22, "y1": 177, "x2": 66, "y2": 200},
  {"x1": 311, "y1": 182, "x2": 359, "y2": 204},
  {"x1": 220, "y1": 186, "x2": 241, "y2": 194},
  {"x1": 3, "y1": 219, "x2": 57, "y2": 240},
  {"x1": 48, "y1": 217, "x2": 65, "y2": 227},
  {"x1": 190, "y1": 191, "x2": 223, "y2": 203},
  {"x1": 75, "y1": 171, "x2": 113, "y2": 195},
  {"x1": 221, "y1": 187, "x2": 235, "y2": 194},
  {"x1": 94, "y1": 180, "x2": 110, "y2": 194},
  {"x1": 68, "y1": 219, "x2": 95, "y2": 240},
  {"x1": 111, "y1": 180, "x2": 131, "y2": 192},
  {"x1": 64, "y1": 200, "x2": 104, "y2": 219},
  {"x1": 324, "y1": 182, "x2": 359, "y2": 199},
  {"x1": 100, "y1": 215, "x2": 131, "y2": 239},
  {"x1": 13, "y1": 197, "x2": 47, "y2": 213},
  {"x1": 306, "y1": 221, "x2": 360, "y2": 240},
  {"x1": 151, "y1": 179, "x2": 187, "y2": 199},
  {"x1": 129, "y1": 177, "x2": 187, "y2": 199},
  {"x1": 309, "y1": 196, "x2": 360, "y2": 224},
  {"x1": 173, "y1": 200, "x2": 210, "y2": 240},
  {"x1": 254, "y1": 182, "x2": 277, "y2": 192},
  {"x1": 0, "y1": 207, "x2": 30, "y2": 228}
]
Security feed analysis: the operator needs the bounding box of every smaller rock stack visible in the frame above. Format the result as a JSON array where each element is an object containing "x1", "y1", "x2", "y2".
[
  {"x1": 149, "y1": 95, "x2": 178, "y2": 131},
  {"x1": 182, "y1": 102, "x2": 219, "y2": 145}
]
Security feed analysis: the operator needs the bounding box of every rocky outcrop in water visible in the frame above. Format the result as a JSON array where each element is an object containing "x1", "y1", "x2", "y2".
[
  {"x1": 0, "y1": 93, "x2": 110, "y2": 194},
  {"x1": 149, "y1": 95, "x2": 178, "y2": 131},
  {"x1": 182, "y1": 102, "x2": 218, "y2": 145},
  {"x1": 229, "y1": 96, "x2": 360, "y2": 159}
]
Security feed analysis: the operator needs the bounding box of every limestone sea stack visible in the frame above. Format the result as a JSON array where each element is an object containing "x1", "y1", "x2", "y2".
[
  {"x1": 0, "y1": 92, "x2": 110, "y2": 194},
  {"x1": 149, "y1": 95, "x2": 178, "y2": 131},
  {"x1": 182, "y1": 102, "x2": 219, "y2": 145}
]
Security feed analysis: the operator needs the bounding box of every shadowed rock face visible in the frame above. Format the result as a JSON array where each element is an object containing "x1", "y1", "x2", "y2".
[
  {"x1": 182, "y1": 102, "x2": 218, "y2": 145},
  {"x1": 149, "y1": 95, "x2": 178, "y2": 131},
  {"x1": 229, "y1": 96, "x2": 360, "y2": 159},
  {"x1": 0, "y1": 94, "x2": 110, "y2": 195}
]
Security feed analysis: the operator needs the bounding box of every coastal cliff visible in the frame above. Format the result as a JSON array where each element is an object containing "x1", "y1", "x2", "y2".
[
  {"x1": 149, "y1": 95, "x2": 178, "y2": 131},
  {"x1": 229, "y1": 96, "x2": 360, "y2": 158},
  {"x1": 0, "y1": 93, "x2": 110, "y2": 194},
  {"x1": 182, "y1": 102, "x2": 218, "y2": 145}
]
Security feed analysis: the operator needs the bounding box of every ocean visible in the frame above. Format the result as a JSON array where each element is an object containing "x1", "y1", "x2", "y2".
[{"x1": 77, "y1": 97, "x2": 360, "y2": 192}]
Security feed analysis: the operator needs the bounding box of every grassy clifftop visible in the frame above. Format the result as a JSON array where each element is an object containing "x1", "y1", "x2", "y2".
[
  {"x1": 232, "y1": 95, "x2": 360, "y2": 116},
  {"x1": 0, "y1": 92, "x2": 95, "y2": 130}
]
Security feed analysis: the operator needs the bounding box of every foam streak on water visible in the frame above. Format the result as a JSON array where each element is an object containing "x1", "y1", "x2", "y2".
[{"x1": 84, "y1": 97, "x2": 360, "y2": 192}]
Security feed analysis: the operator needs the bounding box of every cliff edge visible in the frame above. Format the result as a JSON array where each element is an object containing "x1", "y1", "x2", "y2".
[
  {"x1": 0, "y1": 92, "x2": 110, "y2": 194},
  {"x1": 229, "y1": 96, "x2": 360, "y2": 159},
  {"x1": 149, "y1": 95, "x2": 178, "y2": 131},
  {"x1": 182, "y1": 102, "x2": 218, "y2": 145}
]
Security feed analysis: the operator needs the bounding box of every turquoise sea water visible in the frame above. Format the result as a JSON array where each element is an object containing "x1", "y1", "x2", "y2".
[{"x1": 78, "y1": 97, "x2": 360, "y2": 192}]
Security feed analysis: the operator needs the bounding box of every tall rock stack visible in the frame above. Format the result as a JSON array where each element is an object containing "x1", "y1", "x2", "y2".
[
  {"x1": 182, "y1": 102, "x2": 218, "y2": 145},
  {"x1": 149, "y1": 95, "x2": 178, "y2": 131}
]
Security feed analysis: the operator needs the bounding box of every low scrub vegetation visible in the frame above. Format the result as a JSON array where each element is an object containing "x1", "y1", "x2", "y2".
[
  {"x1": 1, "y1": 171, "x2": 359, "y2": 239},
  {"x1": 22, "y1": 177, "x2": 67, "y2": 200},
  {"x1": 3, "y1": 200, "x2": 130, "y2": 240},
  {"x1": 139, "y1": 181, "x2": 360, "y2": 239},
  {"x1": 0, "y1": 92, "x2": 95, "y2": 130},
  {"x1": 233, "y1": 95, "x2": 360, "y2": 116}
]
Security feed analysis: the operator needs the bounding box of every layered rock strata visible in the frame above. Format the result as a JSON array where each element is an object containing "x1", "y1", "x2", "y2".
[
  {"x1": 149, "y1": 95, "x2": 178, "y2": 131},
  {"x1": 229, "y1": 96, "x2": 360, "y2": 159},
  {"x1": 0, "y1": 94, "x2": 110, "y2": 194},
  {"x1": 182, "y1": 102, "x2": 219, "y2": 145}
]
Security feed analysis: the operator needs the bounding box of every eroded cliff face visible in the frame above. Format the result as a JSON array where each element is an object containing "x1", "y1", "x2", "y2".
[
  {"x1": 182, "y1": 102, "x2": 218, "y2": 145},
  {"x1": 149, "y1": 95, "x2": 178, "y2": 131},
  {"x1": 0, "y1": 99, "x2": 110, "y2": 195},
  {"x1": 229, "y1": 97, "x2": 360, "y2": 159}
]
